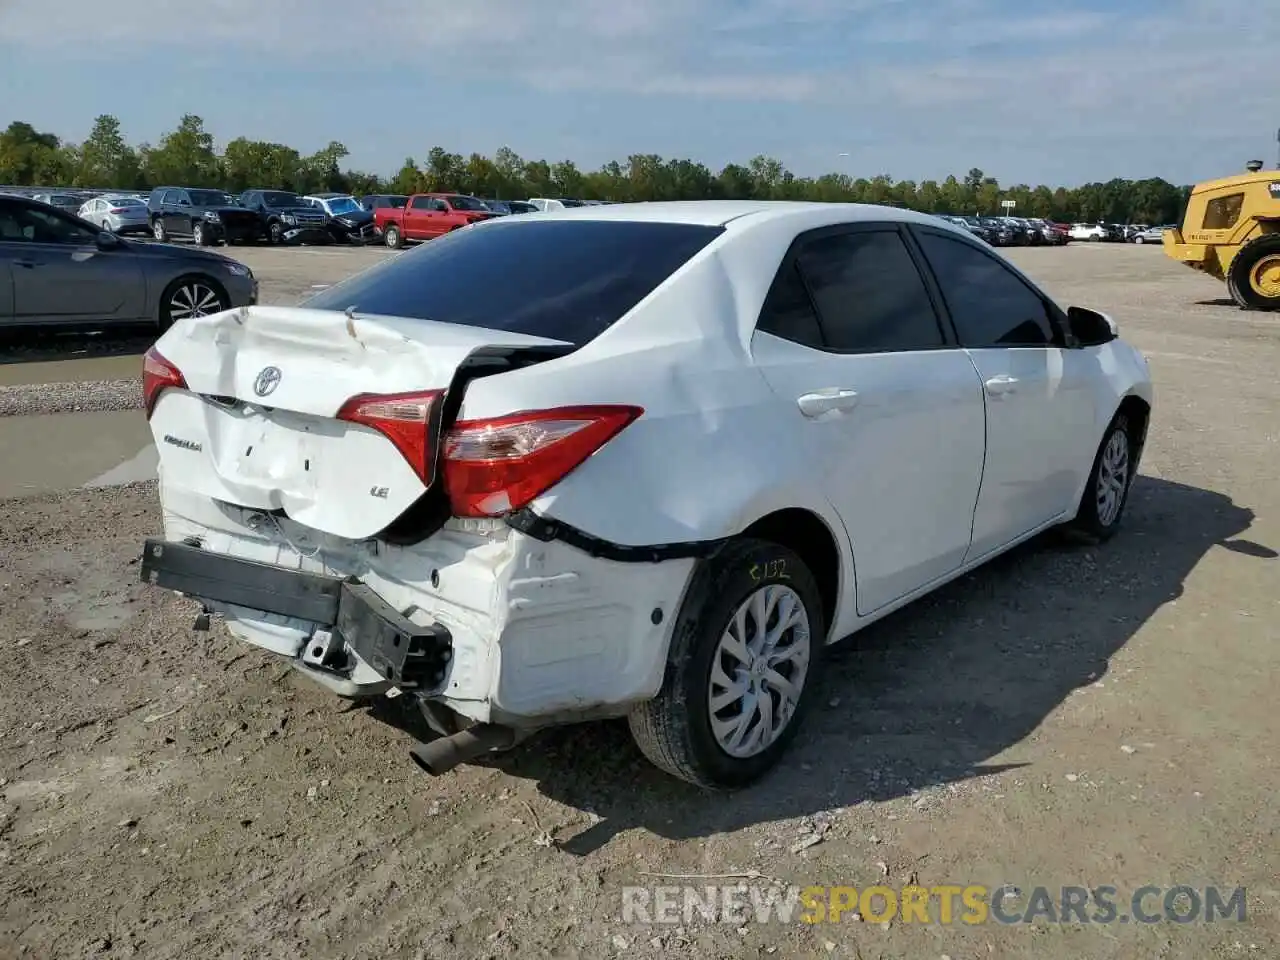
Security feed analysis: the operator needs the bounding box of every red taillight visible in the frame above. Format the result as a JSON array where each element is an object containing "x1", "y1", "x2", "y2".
[
  {"x1": 142, "y1": 347, "x2": 186, "y2": 419},
  {"x1": 442, "y1": 405, "x2": 641, "y2": 518},
  {"x1": 336, "y1": 390, "x2": 444, "y2": 483}
]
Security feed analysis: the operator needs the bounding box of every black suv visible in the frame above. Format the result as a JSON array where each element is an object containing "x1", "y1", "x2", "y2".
[
  {"x1": 239, "y1": 189, "x2": 330, "y2": 244},
  {"x1": 147, "y1": 187, "x2": 262, "y2": 245},
  {"x1": 359, "y1": 194, "x2": 408, "y2": 212}
]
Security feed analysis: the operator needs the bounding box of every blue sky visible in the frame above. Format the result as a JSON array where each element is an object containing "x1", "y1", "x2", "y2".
[{"x1": 0, "y1": 0, "x2": 1274, "y2": 186}]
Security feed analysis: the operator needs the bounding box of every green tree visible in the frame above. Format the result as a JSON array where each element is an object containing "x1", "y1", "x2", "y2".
[
  {"x1": 0, "y1": 111, "x2": 1197, "y2": 228},
  {"x1": 75, "y1": 114, "x2": 141, "y2": 188},
  {"x1": 143, "y1": 114, "x2": 219, "y2": 186}
]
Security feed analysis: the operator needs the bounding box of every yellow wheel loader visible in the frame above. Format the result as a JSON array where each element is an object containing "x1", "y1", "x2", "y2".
[{"x1": 1164, "y1": 163, "x2": 1280, "y2": 310}]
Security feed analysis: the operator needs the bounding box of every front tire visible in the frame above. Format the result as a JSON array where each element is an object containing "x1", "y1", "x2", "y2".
[
  {"x1": 628, "y1": 539, "x2": 825, "y2": 789},
  {"x1": 1068, "y1": 413, "x2": 1135, "y2": 541},
  {"x1": 192, "y1": 221, "x2": 208, "y2": 246},
  {"x1": 152, "y1": 219, "x2": 166, "y2": 242},
  {"x1": 1227, "y1": 234, "x2": 1280, "y2": 311}
]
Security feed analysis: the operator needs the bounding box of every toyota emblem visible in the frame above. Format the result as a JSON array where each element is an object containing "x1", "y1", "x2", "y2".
[{"x1": 253, "y1": 366, "x2": 282, "y2": 397}]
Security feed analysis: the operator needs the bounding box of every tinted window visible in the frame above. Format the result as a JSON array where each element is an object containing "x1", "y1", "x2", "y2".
[
  {"x1": 757, "y1": 262, "x2": 823, "y2": 349},
  {"x1": 409, "y1": 195, "x2": 434, "y2": 210},
  {"x1": 0, "y1": 203, "x2": 97, "y2": 244},
  {"x1": 260, "y1": 191, "x2": 302, "y2": 207},
  {"x1": 917, "y1": 232, "x2": 1055, "y2": 347},
  {"x1": 444, "y1": 195, "x2": 488, "y2": 211},
  {"x1": 795, "y1": 230, "x2": 944, "y2": 352},
  {"x1": 304, "y1": 220, "x2": 722, "y2": 347}
]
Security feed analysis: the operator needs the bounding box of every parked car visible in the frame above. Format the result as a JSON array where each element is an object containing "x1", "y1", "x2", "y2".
[
  {"x1": 979, "y1": 217, "x2": 1018, "y2": 246},
  {"x1": 0, "y1": 193, "x2": 256, "y2": 330},
  {"x1": 238, "y1": 189, "x2": 330, "y2": 245},
  {"x1": 374, "y1": 193, "x2": 498, "y2": 249},
  {"x1": 303, "y1": 193, "x2": 378, "y2": 244},
  {"x1": 480, "y1": 199, "x2": 512, "y2": 215},
  {"x1": 32, "y1": 192, "x2": 87, "y2": 213},
  {"x1": 527, "y1": 198, "x2": 587, "y2": 211},
  {"x1": 136, "y1": 201, "x2": 1153, "y2": 787},
  {"x1": 939, "y1": 215, "x2": 991, "y2": 244},
  {"x1": 79, "y1": 194, "x2": 151, "y2": 236},
  {"x1": 1069, "y1": 223, "x2": 1108, "y2": 242},
  {"x1": 505, "y1": 200, "x2": 539, "y2": 215},
  {"x1": 147, "y1": 187, "x2": 262, "y2": 246},
  {"x1": 359, "y1": 194, "x2": 408, "y2": 212},
  {"x1": 1132, "y1": 225, "x2": 1170, "y2": 244}
]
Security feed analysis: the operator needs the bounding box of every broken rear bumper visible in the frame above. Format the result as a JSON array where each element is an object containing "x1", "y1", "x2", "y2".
[
  {"x1": 139, "y1": 538, "x2": 453, "y2": 691},
  {"x1": 141, "y1": 485, "x2": 697, "y2": 727}
]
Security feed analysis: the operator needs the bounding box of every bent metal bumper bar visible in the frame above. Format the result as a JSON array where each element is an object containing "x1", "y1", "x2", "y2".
[{"x1": 137, "y1": 538, "x2": 452, "y2": 689}]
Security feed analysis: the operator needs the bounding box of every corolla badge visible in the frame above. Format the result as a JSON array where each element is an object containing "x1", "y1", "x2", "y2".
[{"x1": 253, "y1": 366, "x2": 282, "y2": 397}]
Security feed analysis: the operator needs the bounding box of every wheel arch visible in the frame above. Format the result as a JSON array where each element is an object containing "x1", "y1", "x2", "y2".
[{"x1": 737, "y1": 506, "x2": 845, "y2": 641}]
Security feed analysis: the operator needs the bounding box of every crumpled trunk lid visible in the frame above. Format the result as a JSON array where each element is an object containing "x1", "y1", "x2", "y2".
[{"x1": 149, "y1": 305, "x2": 569, "y2": 540}]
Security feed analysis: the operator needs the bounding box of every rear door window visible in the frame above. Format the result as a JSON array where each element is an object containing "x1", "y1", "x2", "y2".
[
  {"x1": 304, "y1": 220, "x2": 723, "y2": 346},
  {"x1": 794, "y1": 230, "x2": 945, "y2": 352}
]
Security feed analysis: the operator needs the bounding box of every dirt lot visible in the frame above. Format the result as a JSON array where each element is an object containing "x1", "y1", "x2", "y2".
[{"x1": 1, "y1": 244, "x2": 1277, "y2": 959}]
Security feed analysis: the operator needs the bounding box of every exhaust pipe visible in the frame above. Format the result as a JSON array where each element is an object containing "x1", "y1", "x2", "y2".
[{"x1": 409, "y1": 723, "x2": 519, "y2": 775}]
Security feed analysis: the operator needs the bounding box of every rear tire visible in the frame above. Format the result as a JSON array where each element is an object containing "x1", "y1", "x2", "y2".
[
  {"x1": 1068, "y1": 413, "x2": 1135, "y2": 542},
  {"x1": 628, "y1": 538, "x2": 825, "y2": 789},
  {"x1": 152, "y1": 218, "x2": 166, "y2": 242},
  {"x1": 1227, "y1": 234, "x2": 1280, "y2": 311},
  {"x1": 384, "y1": 225, "x2": 403, "y2": 249}
]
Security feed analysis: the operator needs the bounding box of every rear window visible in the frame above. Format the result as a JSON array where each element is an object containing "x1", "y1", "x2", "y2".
[{"x1": 304, "y1": 219, "x2": 723, "y2": 346}]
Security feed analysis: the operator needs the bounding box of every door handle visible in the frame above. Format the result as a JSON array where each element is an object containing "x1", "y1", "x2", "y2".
[
  {"x1": 983, "y1": 375, "x2": 1019, "y2": 398},
  {"x1": 797, "y1": 388, "x2": 860, "y2": 418}
]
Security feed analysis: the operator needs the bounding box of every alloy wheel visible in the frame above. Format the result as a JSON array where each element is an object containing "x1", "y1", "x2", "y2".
[
  {"x1": 1095, "y1": 428, "x2": 1130, "y2": 527},
  {"x1": 168, "y1": 283, "x2": 224, "y2": 322},
  {"x1": 707, "y1": 583, "x2": 811, "y2": 758}
]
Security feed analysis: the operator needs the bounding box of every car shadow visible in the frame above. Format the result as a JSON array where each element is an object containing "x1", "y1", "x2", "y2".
[
  {"x1": 0, "y1": 325, "x2": 156, "y2": 365},
  {"x1": 369, "y1": 476, "x2": 1265, "y2": 853},
  {"x1": 1194, "y1": 298, "x2": 1239, "y2": 308}
]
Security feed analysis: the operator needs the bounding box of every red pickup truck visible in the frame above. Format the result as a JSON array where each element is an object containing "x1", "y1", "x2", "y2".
[{"x1": 375, "y1": 193, "x2": 498, "y2": 248}]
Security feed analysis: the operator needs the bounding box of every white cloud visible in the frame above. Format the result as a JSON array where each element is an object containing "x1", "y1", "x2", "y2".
[{"x1": 0, "y1": 0, "x2": 1273, "y2": 173}]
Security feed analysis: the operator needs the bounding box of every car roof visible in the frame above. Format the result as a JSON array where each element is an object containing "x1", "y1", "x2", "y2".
[{"x1": 524, "y1": 199, "x2": 950, "y2": 229}]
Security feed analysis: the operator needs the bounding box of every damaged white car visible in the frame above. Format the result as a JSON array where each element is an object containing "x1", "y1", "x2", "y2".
[{"x1": 139, "y1": 201, "x2": 1153, "y2": 788}]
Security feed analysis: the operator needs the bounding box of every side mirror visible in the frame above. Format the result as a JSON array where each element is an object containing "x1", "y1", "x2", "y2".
[
  {"x1": 1067, "y1": 305, "x2": 1118, "y2": 346},
  {"x1": 96, "y1": 231, "x2": 121, "y2": 250}
]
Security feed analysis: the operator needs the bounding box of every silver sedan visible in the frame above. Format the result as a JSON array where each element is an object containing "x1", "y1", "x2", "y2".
[
  {"x1": 79, "y1": 194, "x2": 152, "y2": 236},
  {"x1": 0, "y1": 194, "x2": 258, "y2": 331}
]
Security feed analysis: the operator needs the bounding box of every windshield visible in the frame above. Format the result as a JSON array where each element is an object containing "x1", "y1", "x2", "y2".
[
  {"x1": 557, "y1": 199, "x2": 586, "y2": 207},
  {"x1": 304, "y1": 220, "x2": 723, "y2": 347},
  {"x1": 263, "y1": 191, "x2": 304, "y2": 207},
  {"x1": 444, "y1": 195, "x2": 488, "y2": 212},
  {"x1": 190, "y1": 190, "x2": 233, "y2": 206},
  {"x1": 106, "y1": 197, "x2": 144, "y2": 207},
  {"x1": 325, "y1": 197, "x2": 360, "y2": 215}
]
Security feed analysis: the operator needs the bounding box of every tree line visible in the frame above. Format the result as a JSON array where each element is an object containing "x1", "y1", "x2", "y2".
[{"x1": 1, "y1": 113, "x2": 1192, "y2": 225}]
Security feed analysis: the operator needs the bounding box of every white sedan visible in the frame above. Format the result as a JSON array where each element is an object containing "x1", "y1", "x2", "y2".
[{"x1": 137, "y1": 201, "x2": 1153, "y2": 788}]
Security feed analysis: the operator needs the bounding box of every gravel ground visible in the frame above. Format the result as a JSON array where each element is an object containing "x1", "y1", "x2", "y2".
[
  {"x1": 0, "y1": 379, "x2": 142, "y2": 418},
  {"x1": 0, "y1": 244, "x2": 1277, "y2": 959}
]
